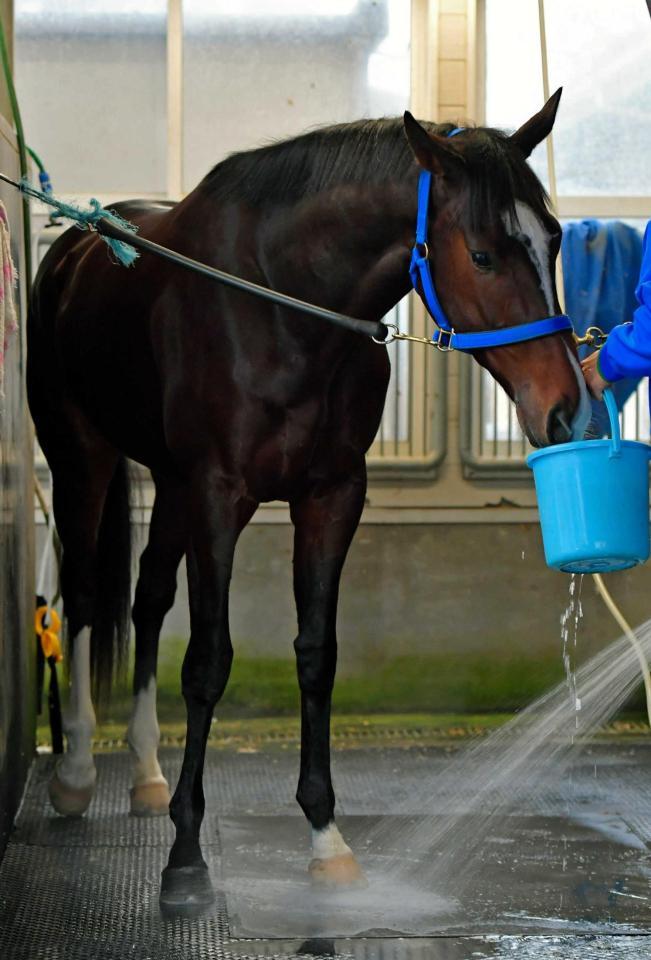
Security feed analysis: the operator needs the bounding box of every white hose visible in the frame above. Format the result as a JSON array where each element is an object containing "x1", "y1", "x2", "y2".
[{"x1": 592, "y1": 574, "x2": 651, "y2": 728}]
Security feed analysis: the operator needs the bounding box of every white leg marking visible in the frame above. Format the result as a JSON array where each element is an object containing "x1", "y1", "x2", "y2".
[
  {"x1": 503, "y1": 201, "x2": 555, "y2": 314},
  {"x1": 564, "y1": 343, "x2": 592, "y2": 440},
  {"x1": 57, "y1": 627, "x2": 96, "y2": 791},
  {"x1": 127, "y1": 676, "x2": 166, "y2": 787},
  {"x1": 312, "y1": 822, "x2": 352, "y2": 860}
]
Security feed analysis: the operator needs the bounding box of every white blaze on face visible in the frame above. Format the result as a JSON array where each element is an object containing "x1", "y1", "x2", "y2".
[
  {"x1": 502, "y1": 203, "x2": 591, "y2": 441},
  {"x1": 502, "y1": 201, "x2": 555, "y2": 314}
]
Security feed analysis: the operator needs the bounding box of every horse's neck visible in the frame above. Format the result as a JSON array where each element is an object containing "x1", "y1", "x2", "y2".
[
  {"x1": 260, "y1": 179, "x2": 417, "y2": 323},
  {"x1": 174, "y1": 176, "x2": 417, "y2": 326}
]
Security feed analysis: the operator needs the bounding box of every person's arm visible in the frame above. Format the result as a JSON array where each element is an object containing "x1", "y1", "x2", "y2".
[{"x1": 581, "y1": 222, "x2": 651, "y2": 399}]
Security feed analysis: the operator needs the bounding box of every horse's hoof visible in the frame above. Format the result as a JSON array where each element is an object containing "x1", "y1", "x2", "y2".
[
  {"x1": 309, "y1": 853, "x2": 368, "y2": 889},
  {"x1": 130, "y1": 781, "x2": 171, "y2": 817},
  {"x1": 48, "y1": 772, "x2": 95, "y2": 817},
  {"x1": 159, "y1": 865, "x2": 215, "y2": 918}
]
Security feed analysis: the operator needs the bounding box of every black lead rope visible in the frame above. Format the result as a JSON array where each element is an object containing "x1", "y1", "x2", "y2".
[
  {"x1": 93, "y1": 217, "x2": 390, "y2": 343},
  {"x1": 0, "y1": 168, "x2": 388, "y2": 341}
]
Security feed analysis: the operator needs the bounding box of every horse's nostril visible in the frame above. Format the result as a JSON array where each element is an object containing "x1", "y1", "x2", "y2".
[{"x1": 547, "y1": 404, "x2": 573, "y2": 445}]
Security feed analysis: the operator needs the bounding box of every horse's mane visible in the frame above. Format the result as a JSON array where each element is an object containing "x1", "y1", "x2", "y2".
[{"x1": 201, "y1": 117, "x2": 550, "y2": 231}]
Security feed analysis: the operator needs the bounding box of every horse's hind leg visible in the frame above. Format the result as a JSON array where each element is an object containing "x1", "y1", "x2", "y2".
[
  {"x1": 128, "y1": 475, "x2": 188, "y2": 816},
  {"x1": 160, "y1": 472, "x2": 257, "y2": 916},
  {"x1": 43, "y1": 422, "x2": 122, "y2": 816},
  {"x1": 290, "y1": 473, "x2": 367, "y2": 888}
]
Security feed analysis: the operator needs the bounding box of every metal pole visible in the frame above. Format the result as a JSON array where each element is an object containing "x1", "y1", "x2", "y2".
[{"x1": 537, "y1": 0, "x2": 564, "y2": 312}]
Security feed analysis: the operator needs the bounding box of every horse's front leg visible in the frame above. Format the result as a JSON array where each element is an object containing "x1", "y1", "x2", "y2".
[
  {"x1": 159, "y1": 471, "x2": 257, "y2": 916},
  {"x1": 128, "y1": 476, "x2": 187, "y2": 816},
  {"x1": 291, "y1": 472, "x2": 367, "y2": 888}
]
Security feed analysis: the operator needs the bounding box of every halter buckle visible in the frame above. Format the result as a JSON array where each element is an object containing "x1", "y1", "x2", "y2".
[
  {"x1": 573, "y1": 325, "x2": 609, "y2": 348},
  {"x1": 434, "y1": 328, "x2": 455, "y2": 352}
]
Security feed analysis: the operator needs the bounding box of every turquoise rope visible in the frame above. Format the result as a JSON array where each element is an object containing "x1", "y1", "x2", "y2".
[{"x1": 18, "y1": 177, "x2": 139, "y2": 267}]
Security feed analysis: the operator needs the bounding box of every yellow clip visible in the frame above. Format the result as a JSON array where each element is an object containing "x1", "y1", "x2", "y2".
[{"x1": 35, "y1": 605, "x2": 63, "y2": 663}]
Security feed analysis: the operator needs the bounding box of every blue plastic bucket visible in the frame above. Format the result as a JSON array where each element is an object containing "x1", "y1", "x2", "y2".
[{"x1": 527, "y1": 388, "x2": 651, "y2": 573}]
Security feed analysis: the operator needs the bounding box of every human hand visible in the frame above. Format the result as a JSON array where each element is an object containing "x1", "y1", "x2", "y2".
[{"x1": 580, "y1": 350, "x2": 610, "y2": 401}]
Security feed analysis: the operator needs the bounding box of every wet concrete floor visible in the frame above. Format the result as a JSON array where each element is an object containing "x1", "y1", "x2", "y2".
[
  {"x1": 1, "y1": 742, "x2": 650, "y2": 958},
  {"x1": 221, "y1": 813, "x2": 650, "y2": 938}
]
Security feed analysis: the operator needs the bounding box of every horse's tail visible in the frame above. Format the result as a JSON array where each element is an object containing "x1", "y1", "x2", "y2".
[{"x1": 91, "y1": 456, "x2": 133, "y2": 704}]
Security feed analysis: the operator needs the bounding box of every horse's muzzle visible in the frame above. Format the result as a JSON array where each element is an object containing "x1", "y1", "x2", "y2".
[{"x1": 546, "y1": 402, "x2": 574, "y2": 445}]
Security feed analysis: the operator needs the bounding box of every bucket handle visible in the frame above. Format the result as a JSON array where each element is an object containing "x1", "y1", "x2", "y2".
[{"x1": 603, "y1": 387, "x2": 621, "y2": 458}]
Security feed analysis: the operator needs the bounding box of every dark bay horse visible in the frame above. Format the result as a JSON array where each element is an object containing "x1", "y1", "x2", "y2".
[{"x1": 27, "y1": 90, "x2": 590, "y2": 914}]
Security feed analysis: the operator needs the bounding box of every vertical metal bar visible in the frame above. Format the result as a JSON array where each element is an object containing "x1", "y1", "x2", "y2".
[
  {"x1": 379, "y1": 360, "x2": 386, "y2": 455},
  {"x1": 507, "y1": 391, "x2": 513, "y2": 458},
  {"x1": 394, "y1": 336, "x2": 400, "y2": 455},
  {"x1": 478, "y1": 367, "x2": 484, "y2": 458},
  {"x1": 538, "y1": 0, "x2": 565, "y2": 309},
  {"x1": 167, "y1": 0, "x2": 184, "y2": 198},
  {"x1": 621, "y1": 390, "x2": 626, "y2": 439},
  {"x1": 407, "y1": 300, "x2": 414, "y2": 455},
  {"x1": 421, "y1": 312, "x2": 428, "y2": 452},
  {"x1": 492, "y1": 377, "x2": 498, "y2": 457}
]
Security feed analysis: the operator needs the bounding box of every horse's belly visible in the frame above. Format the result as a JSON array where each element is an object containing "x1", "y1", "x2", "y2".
[{"x1": 243, "y1": 420, "x2": 319, "y2": 502}]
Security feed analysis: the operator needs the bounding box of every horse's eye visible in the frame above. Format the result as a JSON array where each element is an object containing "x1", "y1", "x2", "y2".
[{"x1": 471, "y1": 251, "x2": 493, "y2": 270}]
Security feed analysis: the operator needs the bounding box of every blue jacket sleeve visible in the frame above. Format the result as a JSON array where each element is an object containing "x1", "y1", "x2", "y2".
[{"x1": 598, "y1": 221, "x2": 651, "y2": 382}]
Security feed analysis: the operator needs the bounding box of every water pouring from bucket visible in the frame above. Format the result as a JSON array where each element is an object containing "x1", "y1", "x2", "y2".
[{"x1": 528, "y1": 387, "x2": 651, "y2": 573}]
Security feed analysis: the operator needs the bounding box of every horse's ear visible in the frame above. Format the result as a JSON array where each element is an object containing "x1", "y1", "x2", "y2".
[
  {"x1": 510, "y1": 87, "x2": 562, "y2": 158},
  {"x1": 403, "y1": 111, "x2": 465, "y2": 177}
]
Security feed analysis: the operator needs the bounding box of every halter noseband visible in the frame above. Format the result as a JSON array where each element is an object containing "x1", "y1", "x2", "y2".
[{"x1": 409, "y1": 127, "x2": 573, "y2": 352}]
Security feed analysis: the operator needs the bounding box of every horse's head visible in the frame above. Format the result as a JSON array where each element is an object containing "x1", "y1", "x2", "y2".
[{"x1": 403, "y1": 90, "x2": 590, "y2": 448}]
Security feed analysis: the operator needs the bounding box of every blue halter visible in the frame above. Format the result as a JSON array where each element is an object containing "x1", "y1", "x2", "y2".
[{"x1": 409, "y1": 128, "x2": 573, "y2": 352}]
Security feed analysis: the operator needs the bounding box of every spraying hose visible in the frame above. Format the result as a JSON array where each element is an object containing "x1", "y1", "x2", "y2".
[{"x1": 538, "y1": 0, "x2": 651, "y2": 728}]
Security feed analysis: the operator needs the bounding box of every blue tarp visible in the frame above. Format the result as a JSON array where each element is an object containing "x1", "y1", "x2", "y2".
[{"x1": 561, "y1": 219, "x2": 643, "y2": 436}]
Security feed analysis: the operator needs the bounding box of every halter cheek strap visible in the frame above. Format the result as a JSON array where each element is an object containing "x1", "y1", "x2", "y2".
[{"x1": 409, "y1": 128, "x2": 573, "y2": 352}]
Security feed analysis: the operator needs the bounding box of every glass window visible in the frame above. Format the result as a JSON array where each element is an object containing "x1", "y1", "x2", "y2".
[
  {"x1": 14, "y1": 1, "x2": 167, "y2": 195},
  {"x1": 485, "y1": 0, "x2": 651, "y2": 197},
  {"x1": 182, "y1": 0, "x2": 411, "y2": 191}
]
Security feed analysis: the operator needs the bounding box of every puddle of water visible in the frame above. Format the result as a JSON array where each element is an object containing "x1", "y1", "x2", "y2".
[
  {"x1": 484, "y1": 934, "x2": 651, "y2": 959},
  {"x1": 220, "y1": 812, "x2": 650, "y2": 939},
  {"x1": 222, "y1": 870, "x2": 458, "y2": 938}
]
